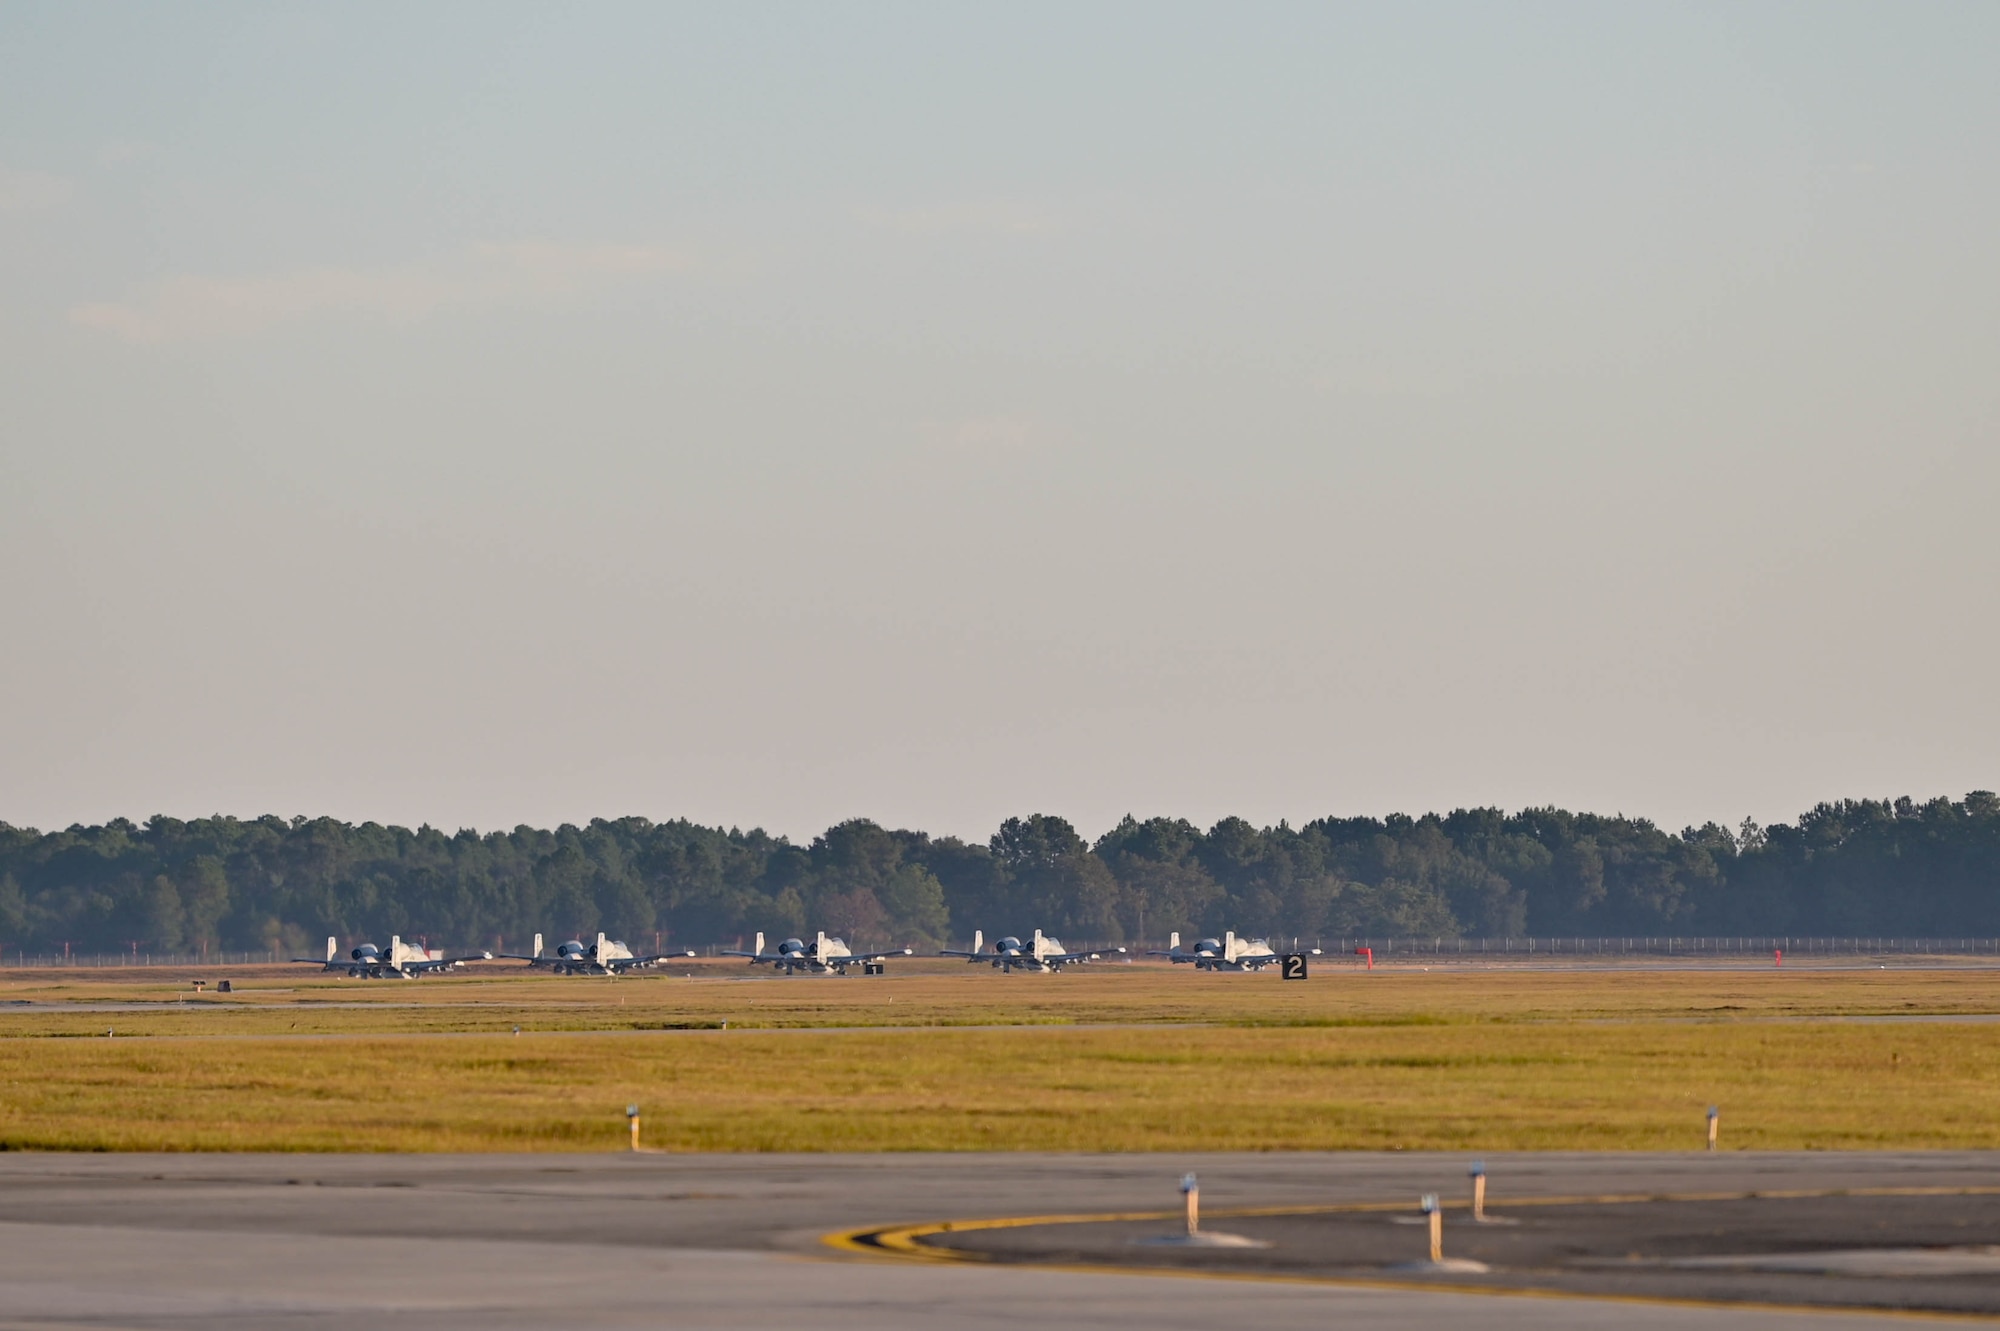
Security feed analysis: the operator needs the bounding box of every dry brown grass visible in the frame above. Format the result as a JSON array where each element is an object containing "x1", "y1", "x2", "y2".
[
  {"x1": 1, "y1": 1020, "x2": 1994, "y2": 1153},
  {"x1": 2, "y1": 959, "x2": 1998, "y2": 1152}
]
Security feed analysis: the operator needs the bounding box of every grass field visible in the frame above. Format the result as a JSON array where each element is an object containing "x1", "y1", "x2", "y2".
[{"x1": 2, "y1": 960, "x2": 1997, "y2": 1152}]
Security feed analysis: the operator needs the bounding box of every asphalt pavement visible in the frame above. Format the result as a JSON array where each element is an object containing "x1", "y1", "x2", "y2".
[{"x1": 1, "y1": 1151, "x2": 1994, "y2": 1329}]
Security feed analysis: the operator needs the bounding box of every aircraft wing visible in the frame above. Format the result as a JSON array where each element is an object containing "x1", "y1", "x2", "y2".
[
  {"x1": 1235, "y1": 949, "x2": 1315, "y2": 969},
  {"x1": 496, "y1": 952, "x2": 558, "y2": 965},
  {"x1": 845, "y1": 948, "x2": 914, "y2": 963},
  {"x1": 623, "y1": 951, "x2": 697, "y2": 967},
  {"x1": 406, "y1": 952, "x2": 494, "y2": 971},
  {"x1": 937, "y1": 950, "x2": 987, "y2": 959},
  {"x1": 719, "y1": 950, "x2": 774, "y2": 961},
  {"x1": 1046, "y1": 948, "x2": 1127, "y2": 964},
  {"x1": 593, "y1": 951, "x2": 697, "y2": 973}
]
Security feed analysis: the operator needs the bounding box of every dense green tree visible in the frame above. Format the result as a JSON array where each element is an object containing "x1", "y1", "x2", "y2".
[
  {"x1": 0, "y1": 873, "x2": 26, "y2": 941},
  {"x1": 180, "y1": 856, "x2": 231, "y2": 950},
  {"x1": 143, "y1": 876, "x2": 184, "y2": 951},
  {"x1": 990, "y1": 815, "x2": 1123, "y2": 942},
  {"x1": 2, "y1": 792, "x2": 1998, "y2": 953},
  {"x1": 909, "y1": 836, "x2": 1000, "y2": 944},
  {"x1": 1095, "y1": 816, "x2": 1223, "y2": 940},
  {"x1": 878, "y1": 864, "x2": 951, "y2": 947}
]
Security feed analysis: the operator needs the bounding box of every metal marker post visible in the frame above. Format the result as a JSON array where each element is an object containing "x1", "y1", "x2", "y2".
[
  {"x1": 627, "y1": 1104, "x2": 641, "y2": 1152},
  {"x1": 1469, "y1": 1161, "x2": 1486, "y2": 1222},
  {"x1": 1421, "y1": 1194, "x2": 1441, "y2": 1263},
  {"x1": 1706, "y1": 1105, "x2": 1719, "y2": 1151},
  {"x1": 1181, "y1": 1173, "x2": 1199, "y2": 1237}
]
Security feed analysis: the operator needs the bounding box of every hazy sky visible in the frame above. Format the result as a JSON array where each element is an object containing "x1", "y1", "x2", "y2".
[{"x1": 3, "y1": 3, "x2": 1996, "y2": 841}]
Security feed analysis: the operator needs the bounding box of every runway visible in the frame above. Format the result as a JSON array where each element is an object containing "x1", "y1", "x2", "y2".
[{"x1": 2, "y1": 1152, "x2": 1996, "y2": 1328}]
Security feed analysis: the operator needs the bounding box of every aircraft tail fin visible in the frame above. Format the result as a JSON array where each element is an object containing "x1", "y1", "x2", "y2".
[
  {"x1": 754, "y1": 931, "x2": 764, "y2": 958},
  {"x1": 596, "y1": 931, "x2": 607, "y2": 959},
  {"x1": 816, "y1": 930, "x2": 827, "y2": 958},
  {"x1": 532, "y1": 932, "x2": 543, "y2": 959},
  {"x1": 390, "y1": 934, "x2": 402, "y2": 964},
  {"x1": 1169, "y1": 930, "x2": 1180, "y2": 952},
  {"x1": 326, "y1": 936, "x2": 336, "y2": 962},
  {"x1": 973, "y1": 929, "x2": 983, "y2": 954},
  {"x1": 1225, "y1": 929, "x2": 1237, "y2": 960}
]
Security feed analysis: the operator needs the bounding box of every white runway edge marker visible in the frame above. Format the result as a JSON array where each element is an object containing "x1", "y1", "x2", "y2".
[
  {"x1": 1130, "y1": 1172, "x2": 1268, "y2": 1248},
  {"x1": 1467, "y1": 1159, "x2": 1518, "y2": 1226},
  {"x1": 1389, "y1": 1193, "x2": 1490, "y2": 1273}
]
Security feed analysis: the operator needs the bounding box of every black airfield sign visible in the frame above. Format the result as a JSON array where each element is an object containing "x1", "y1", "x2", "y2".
[{"x1": 1281, "y1": 953, "x2": 1309, "y2": 980}]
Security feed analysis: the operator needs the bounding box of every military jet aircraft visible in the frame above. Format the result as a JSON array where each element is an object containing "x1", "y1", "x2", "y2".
[
  {"x1": 721, "y1": 931, "x2": 912, "y2": 974},
  {"x1": 940, "y1": 928, "x2": 1125, "y2": 973},
  {"x1": 1150, "y1": 930, "x2": 1319, "y2": 971},
  {"x1": 501, "y1": 932, "x2": 695, "y2": 975},
  {"x1": 292, "y1": 935, "x2": 493, "y2": 979}
]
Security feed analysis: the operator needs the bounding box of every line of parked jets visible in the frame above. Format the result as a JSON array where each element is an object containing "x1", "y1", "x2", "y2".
[{"x1": 296, "y1": 928, "x2": 1321, "y2": 978}]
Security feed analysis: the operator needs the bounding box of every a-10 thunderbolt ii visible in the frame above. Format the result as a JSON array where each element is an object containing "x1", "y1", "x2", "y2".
[
  {"x1": 941, "y1": 929, "x2": 1127, "y2": 973},
  {"x1": 721, "y1": 931, "x2": 913, "y2": 974},
  {"x1": 1151, "y1": 930, "x2": 1321, "y2": 971},
  {"x1": 500, "y1": 932, "x2": 696, "y2": 975},
  {"x1": 292, "y1": 935, "x2": 493, "y2": 979}
]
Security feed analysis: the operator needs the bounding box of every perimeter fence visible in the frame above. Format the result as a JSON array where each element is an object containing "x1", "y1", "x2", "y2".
[
  {"x1": 1300, "y1": 936, "x2": 2000, "y2": 959},
  {"x1": 1, "y1": 949, "x2": 291, "y2": 968}
]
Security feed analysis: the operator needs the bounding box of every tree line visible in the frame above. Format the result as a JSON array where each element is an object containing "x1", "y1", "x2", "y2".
[{"x1": 1, "y1": 792, "x2": 1997, "y2": 956}]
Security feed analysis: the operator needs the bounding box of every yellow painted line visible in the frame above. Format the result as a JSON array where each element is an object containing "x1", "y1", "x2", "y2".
[
  {"x1": 826, "y1": 1198, "x2": 1424, "y2": 1261},
  {"x1": 828, "y1": 1184, "x2": 2000, "y2": 1258},
  {"x1": 822, "y1": 1186, "x2": 2000, "y2": 1323}
]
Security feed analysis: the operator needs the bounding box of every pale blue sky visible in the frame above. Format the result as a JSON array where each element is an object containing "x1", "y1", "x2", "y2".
[{"x1": 3, "y1": 3, "x2": 1996, "y2": 838}]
